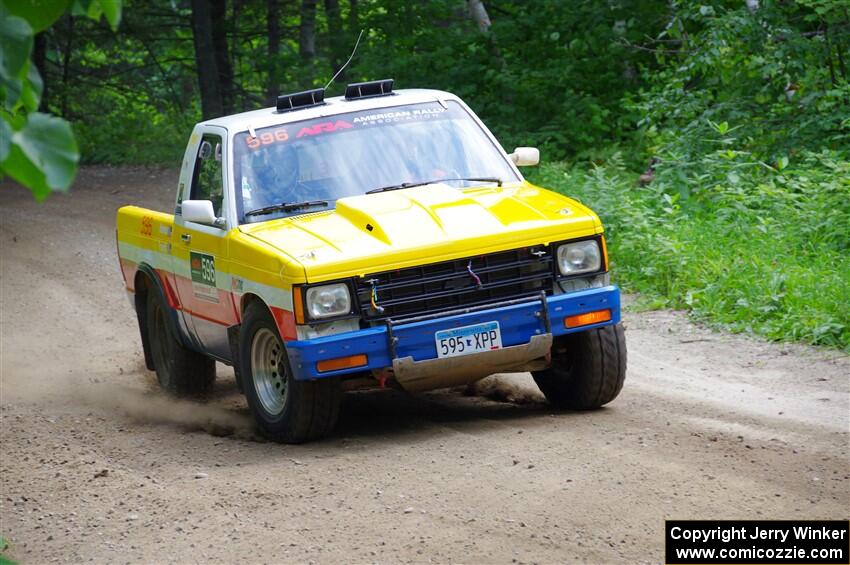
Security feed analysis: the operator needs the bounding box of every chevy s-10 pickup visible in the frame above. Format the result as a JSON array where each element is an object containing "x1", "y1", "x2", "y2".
[{"x1": 116, "y1": 80, "x2": 626, "y2": 443}]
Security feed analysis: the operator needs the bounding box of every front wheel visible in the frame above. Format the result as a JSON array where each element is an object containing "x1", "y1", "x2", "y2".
[
  {"x1": 146, "y1": 288, "x2": 215, "y2": 396},
  {"x1": 532, "y1": 323, "x2": 626, "y2": 409},
  {"x1": 239, "y1": 302, "x2": 341, "y2": 443}
]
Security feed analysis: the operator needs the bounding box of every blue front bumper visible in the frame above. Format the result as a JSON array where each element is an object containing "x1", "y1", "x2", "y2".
[{"x1": 285, "y1": 285, "x2": 621, "y2": 381}]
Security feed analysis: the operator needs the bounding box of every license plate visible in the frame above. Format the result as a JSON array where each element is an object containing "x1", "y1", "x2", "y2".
[{"x1": 435, "y1": 321, "x2": 502, "y2": 359}]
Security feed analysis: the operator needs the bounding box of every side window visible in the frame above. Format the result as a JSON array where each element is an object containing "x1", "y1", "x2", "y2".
[{"x1": 190, "y1": 134, "x2": 224, "y2": 219}]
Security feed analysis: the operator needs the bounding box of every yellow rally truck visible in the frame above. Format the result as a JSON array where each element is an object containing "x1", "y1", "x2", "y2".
[{"x1": 116, "y1": 81, "x2": 626, "y2": 443}]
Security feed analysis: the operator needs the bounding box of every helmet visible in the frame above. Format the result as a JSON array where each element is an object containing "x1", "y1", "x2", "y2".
[{"x1": 252, "y1": 143, "x2": 300, "y2": 204}]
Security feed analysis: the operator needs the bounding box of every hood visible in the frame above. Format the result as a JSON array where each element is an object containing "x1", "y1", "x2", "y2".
[{"x1": 238, "y1": 182, "x2": 601, "y2": 282}]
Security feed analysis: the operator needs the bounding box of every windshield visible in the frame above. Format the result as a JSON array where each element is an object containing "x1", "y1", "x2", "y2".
[{"x1": 233, "y1": 100, "x2": 519, "y2": 222}]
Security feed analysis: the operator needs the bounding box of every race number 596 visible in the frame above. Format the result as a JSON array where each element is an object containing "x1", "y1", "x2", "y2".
[{"x1": 200, "y1": 256, "x2": 215, "y2": 285}]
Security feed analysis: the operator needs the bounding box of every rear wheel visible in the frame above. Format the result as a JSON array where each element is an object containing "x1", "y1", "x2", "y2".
[
  {"x1": 146, "y1": 288, "x2": 215, "y2": 396},
  {"x1": 240, "y1": 302, "x2": 341, "y2": 443},
  {"x1": 532, "y1": 323, "x2": 626, "y2": 409}
]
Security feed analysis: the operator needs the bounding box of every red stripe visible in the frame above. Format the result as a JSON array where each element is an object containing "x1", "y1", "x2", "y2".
[
  {"x1": 172, "y1": 273, "x2": 236, "y2": 325},
  {"x1": 119, "y1": 258, "x2": 294, "y2": 338},
  {"x1": 270, "y1": 307, "x2": 297, "y2": 341},
  {"x1": 181, "y1": 307, "x2": 231, "y2": 326},
  {"x1": 119, "y1": 258, "x2": 138, "y2": 291},
  {"x1": 155, "y1": 269, "x2": 182, "y2": 310}
]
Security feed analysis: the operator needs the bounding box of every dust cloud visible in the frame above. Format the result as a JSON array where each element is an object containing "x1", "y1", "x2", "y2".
[
  {"x1": 463, "y1": 374, "x2": 545, "y2": 404},
  {"x1": 71, "y1": 382, "x2": 256, "y2": 439}
]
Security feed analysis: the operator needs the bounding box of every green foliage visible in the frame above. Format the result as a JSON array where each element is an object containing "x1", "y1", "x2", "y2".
[
  {"x1": 632, "y1": 0, "x2": 849, "y2": 162},
  {"x1": 0, "y1": 536, "x2": 14, "y2": 565},
  {"x1": 528, "y1": 149, "x2": 850, "y2": 351},
  {"x1": 353, "y1": 1, "x2": 667, "y2": 158},
  {"x1": 5, "y1": 0, "x2": 848, "y2": 350},
  {"x1": 0, "y1": 0, "x2": 121, "y2": 199}
]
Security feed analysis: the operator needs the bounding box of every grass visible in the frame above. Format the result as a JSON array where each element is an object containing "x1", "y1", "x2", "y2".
[{"x1": 527, "y1": 150, "x2": 850, "y2": 352}]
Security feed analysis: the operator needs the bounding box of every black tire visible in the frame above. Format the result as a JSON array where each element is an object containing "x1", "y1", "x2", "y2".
[
  {"x1": 532, "y1": 322, "x2": 626, "y2": 409},
  {"x1": 239, "y1": 301, "x2": 341, "y2": 443},
  {"x1": 146, "y1": 288, "x2": 215, "y2": 396}
]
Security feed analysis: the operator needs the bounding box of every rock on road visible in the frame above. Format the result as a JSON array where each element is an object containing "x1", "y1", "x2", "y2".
[{"x1": 1, "y1": 167, "x2": 847, "y2": 564}]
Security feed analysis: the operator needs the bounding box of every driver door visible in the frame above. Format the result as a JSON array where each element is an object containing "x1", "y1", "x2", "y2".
[{"x1": 173, "y1": 127, "x2": 238, "y2": 360}]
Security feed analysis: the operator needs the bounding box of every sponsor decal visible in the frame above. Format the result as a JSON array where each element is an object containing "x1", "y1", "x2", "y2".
[
  {"x1": 140, "y1": 216, "x2": 153, "y2": 237},
  {"x1": 245, "y1": 128, "x2": 289, "y2": 149},
  {"x1": 190, "y1": 251, "x2": 219, "y2": 303},
  {"x1": 352, "y1": 106, "x2": 448, "y2": 126},
  {"x1": 295, "y1": 120, "x2": 353, "y2": 138}
]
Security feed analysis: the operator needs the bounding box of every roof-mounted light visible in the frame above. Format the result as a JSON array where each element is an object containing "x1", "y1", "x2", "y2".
[
  {"x1": 344, "y1": 79, "x2": 394, "y2": 101},
  {"x1": 276, "y1": 88, "x2": 325, "y2": 113}
]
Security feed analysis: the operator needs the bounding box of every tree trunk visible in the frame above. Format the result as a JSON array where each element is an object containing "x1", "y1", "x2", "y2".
[
  {"x1": 33, "y1": 32, "x2": 48, "y2": 112},
  {"x1": 324, "y1": 0, "x2": 345, "y2": 77},
  {"x1": 467, "y1": 0, "x2": 491, "y2": 32},
  {"x1": 190, "y1": 0, "x2": 224, "y2": 119},
  {"x1": 267, "y1": 0, "x2": 280, "y2": 104},
  {"x1": 210, "y1": 0, "x2": 234, "y2": 114},
  {"x1": 825, "y1": 22, "x2": 837, "y2": 87},
  {"x1": 61, "y1": 15, "x2": 74, "y2": 118},
  {"x1": 299, "y1": 0, "x2": 317, "y2": 62}
]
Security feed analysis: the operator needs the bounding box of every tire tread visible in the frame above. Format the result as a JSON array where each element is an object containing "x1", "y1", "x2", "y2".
[
  {"x1": 532, "y1": 323, "x2": 626, "y2": 410},
  {"x1": 146, "y1": 288, "x2": 215, "y2": 397},
  {"x1": 240, "y1": 302, "x2": 341, "y2": 443}
]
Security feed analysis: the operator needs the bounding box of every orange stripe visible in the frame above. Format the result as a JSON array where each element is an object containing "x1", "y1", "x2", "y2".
[
  {"x1": 601, "y1": 235, "x2": 609, "y2": 271},
  {"x1": 293, "y1": 287, "x2": 305, "y2": 324},
  {"x1": 270, "y1": 306, "x2": 298, "y2": 341}
]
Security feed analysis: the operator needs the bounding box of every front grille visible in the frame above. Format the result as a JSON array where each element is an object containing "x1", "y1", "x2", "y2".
[{"x1": 355, "y1": 245, "x2": 554, "y2": 321}]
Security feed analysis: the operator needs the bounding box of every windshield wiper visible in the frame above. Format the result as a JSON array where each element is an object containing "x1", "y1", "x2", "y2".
[
  {"x1": 366, "y1": 177, "x2": 503, "y2": 194},
  {"x1": 244, "y1": 200, "x2": 329, "y2": 218}
]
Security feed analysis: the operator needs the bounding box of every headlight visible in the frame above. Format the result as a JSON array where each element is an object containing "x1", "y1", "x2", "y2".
[
  {"x1": 305, "y1": 283, "x2": 351, "y2": 319},
  {"x1": 557, "y1": 240, "x2": 602, "y2": 275}
]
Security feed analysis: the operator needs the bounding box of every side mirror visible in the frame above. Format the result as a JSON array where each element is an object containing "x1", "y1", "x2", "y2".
[
  {"x1": 509, "y1": 147, "x2": 540, "y2": 167},
  {"x1": 182, "y1": 200, "x2": 223, "y2": 227}
]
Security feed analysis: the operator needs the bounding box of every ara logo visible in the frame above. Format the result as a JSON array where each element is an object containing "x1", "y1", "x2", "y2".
[{"x1": 295, "y1": 120, "x2": 353, "y2": 138}]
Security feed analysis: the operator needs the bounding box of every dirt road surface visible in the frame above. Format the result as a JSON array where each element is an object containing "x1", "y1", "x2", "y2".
[{"x1": 1, "y1": 167, "x2": 848, "y2": 564}]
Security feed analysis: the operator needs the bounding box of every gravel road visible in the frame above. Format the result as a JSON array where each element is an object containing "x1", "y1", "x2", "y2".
[{"x1": 1, "y1": 167, "x2": 848, "y2": 564}]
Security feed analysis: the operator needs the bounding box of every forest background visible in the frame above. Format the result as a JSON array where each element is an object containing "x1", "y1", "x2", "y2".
[{"x1": 1, "y1": 0, "x2": 848, "y2": 350}]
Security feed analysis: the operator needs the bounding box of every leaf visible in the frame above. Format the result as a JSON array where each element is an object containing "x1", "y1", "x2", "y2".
[
  {"x1": 2, "y1": 143, "x2": 51, "y2": 198},
  {"x1": 0, "y1": 118, "x2": 10, "y2": 162},
  {"x1": 1, "y1": 73, "x2": 23, "y2": 110},
  {"x1": 4, "y1": 0, "x2": 69, "y2": 33},
  {"x1": 71, "y1": 0, "x2": 122, "y2": 30},
  {"x1": 776, "y1": 156, "x2": 788, "y2": 170},
  {"x1": 95, "y1": 0, "x2": 121, "y2": 30},
  {"x1": 1, "y1": 112, "x2": 79, "y2": 199},
  {"x1": 14, "y1": 59, "x2": 42, "y2": 112},
  {"x1": 0, "y1": 6, "x2": 33, "y2": 82}
]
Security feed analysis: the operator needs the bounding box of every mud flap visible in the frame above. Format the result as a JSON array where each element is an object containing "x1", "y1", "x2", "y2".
[
  {"x1": 392, "y1": 333, "x2": 553, "y2": 393},
  {"x1": 227, "y1": 324, "x2": 243, "y2": 392}
]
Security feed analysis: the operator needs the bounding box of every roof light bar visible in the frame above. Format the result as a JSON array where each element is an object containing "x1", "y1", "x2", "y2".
[
  {"x1": 344, "y1": 79, "x2": 394, "y2": 101},
  {"x1": 276, "y1": 88, "x2": 326, "y2": 113}
]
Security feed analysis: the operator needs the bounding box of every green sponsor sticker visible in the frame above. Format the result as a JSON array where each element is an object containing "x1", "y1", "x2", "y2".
[{"x1": 190, "y1": 252, "x2": 216, "y2": 286}]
